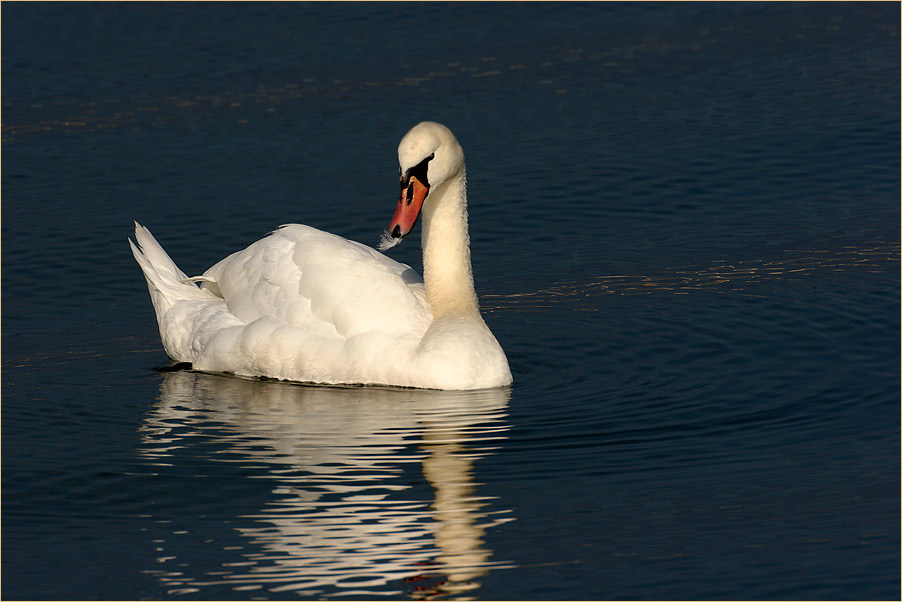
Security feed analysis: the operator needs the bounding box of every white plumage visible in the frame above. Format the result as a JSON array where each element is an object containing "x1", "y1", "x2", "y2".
[{"x1": 130, "y1": 122, "x2": 512, "y2": 390}]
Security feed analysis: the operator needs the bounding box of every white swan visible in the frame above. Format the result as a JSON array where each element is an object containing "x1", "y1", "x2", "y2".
[{"x1": 130, "y1": 121, "x2": 512, "y2": 390}]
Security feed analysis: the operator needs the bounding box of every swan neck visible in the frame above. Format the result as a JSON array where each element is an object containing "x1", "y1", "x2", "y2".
[{"x1": 421, "y1": 169, "x2": 479, "y2": 317}]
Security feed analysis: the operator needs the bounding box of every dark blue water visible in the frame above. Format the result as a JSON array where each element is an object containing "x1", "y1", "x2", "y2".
[{"x1": 3, "y1": 2, "x2": 899, "y2": 600}]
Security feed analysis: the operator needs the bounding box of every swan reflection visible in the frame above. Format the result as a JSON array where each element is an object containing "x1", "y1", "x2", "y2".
[{"x1": 139, "y1": 370, "x2": 513, "y2": 598}]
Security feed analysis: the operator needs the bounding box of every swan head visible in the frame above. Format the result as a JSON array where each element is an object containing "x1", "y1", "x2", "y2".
[{"x1": 379, "y1": 122, "x2": 464, "y2": 250}]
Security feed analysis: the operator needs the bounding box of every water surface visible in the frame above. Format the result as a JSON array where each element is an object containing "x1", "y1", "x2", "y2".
[{"x1": 3, "y1": 2, "x2": 899, "y2": 599}]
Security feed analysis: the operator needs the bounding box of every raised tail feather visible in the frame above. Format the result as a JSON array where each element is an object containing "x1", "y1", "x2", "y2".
[
  {"x1": 131, "y1": 222, "x2": 238, "y2": 364},
  {"x1": 129, "y1": 221, "x2": 217, "y2": 319}
]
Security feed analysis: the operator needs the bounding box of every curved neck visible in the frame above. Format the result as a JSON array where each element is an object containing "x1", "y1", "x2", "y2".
[{"x1": 420, "y1": 168, "x2": 479, "y2": 317}]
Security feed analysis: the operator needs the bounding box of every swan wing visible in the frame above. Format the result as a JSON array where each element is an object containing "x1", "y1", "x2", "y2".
[{"x1": 201, "y1": 224, "x2": 431, "y2": 341}]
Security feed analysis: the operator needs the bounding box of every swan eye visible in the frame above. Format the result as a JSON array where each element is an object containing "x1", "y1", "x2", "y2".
[{"x1": 401, "y1": 152, "x2": 435, "y2": 189}]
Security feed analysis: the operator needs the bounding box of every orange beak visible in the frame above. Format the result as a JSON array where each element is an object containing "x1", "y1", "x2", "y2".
[{"x1": 388, "y1": 175, "x2": 429, "y2": 240}]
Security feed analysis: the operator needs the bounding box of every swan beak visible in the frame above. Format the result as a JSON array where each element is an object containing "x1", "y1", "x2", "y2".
[{"x1": 388, "y1": 175, "x2": 429, "y2": 239}]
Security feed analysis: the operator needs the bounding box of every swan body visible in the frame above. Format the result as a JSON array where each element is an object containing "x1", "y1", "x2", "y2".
[{"x1": 130, "y1": 122, "x2": 512, "y2": 390}]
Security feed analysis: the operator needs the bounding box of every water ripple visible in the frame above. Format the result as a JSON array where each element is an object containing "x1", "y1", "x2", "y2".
[{"x1": 482, "y1": 242, "x2": 899, "y2": 311}]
